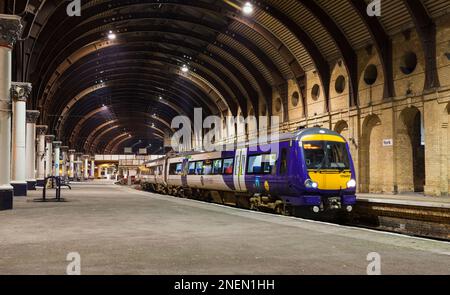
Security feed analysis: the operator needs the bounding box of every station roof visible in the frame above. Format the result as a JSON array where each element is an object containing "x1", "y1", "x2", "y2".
[{"x1": 2, "y1": 0, "x2": 447, "y2": 153}]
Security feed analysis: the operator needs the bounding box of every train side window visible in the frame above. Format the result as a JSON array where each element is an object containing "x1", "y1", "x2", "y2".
[
  {"x1": 248, "y1": 154, "x2": 277, "y2": 175},
  {"x1": 280, "y1": 148, "x2": 288, "y2": 175},
  {"x1": 204, "y1": 160, "x2": 213, "y2": 175},
  {"x1": 212, "y1": 159, "x2": 223, "y2": 175},
  {"x1": 247, "y1": 155, "x2": 263, "y2": 174},
  {"x1": 188, "y1": 162, "x2": 196, "y2": 175},
  {"x1": 169, "y1": 163, "x2": 182, "y2": 175},
  {"x1": 176, "y1": 163, "x2": 183, "y2": 175},
  {"x1": 263, "y1": 154, "x2": 277, "y2": 174},
  {"x1": 195, "y1": 161, "x2": 204, "y2": 175},
  {"x1": 223, "y1": 158, "x2": 234, "y2": 175}
]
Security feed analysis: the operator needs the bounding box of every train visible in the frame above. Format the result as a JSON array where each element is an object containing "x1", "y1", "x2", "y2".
[{"x1": 139, "y1": 128, "x2": 357, "y2": 215}]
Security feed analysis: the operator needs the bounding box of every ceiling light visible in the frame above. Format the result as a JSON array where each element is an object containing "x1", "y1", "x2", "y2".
[
  {"x1": 243, "y1": 2, "x2": 254, "y2": 15},
  {"x1": 181, "y1": 64, "x2": 189, "y2": 73},
  {"x1": 107, "y1": 31, "x2": 116, "y2": 40}
]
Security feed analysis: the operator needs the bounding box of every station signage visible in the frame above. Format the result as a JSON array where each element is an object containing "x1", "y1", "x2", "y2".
[{"x1": 383, "y1": 139, "x2": 393, "y2": 147}]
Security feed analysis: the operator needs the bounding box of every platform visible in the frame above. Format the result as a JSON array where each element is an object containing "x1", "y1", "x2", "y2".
[
  {"x1": 357, "y1": 193, "x2": 450, "y2": 209},
  {"x1": 0, "y1": 182, "x2": 449, "y2": 275}
]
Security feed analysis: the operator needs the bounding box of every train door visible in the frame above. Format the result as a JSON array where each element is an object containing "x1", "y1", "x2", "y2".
[{"x1": 234, "y1": 148, "x2": 248, "y2": 192}]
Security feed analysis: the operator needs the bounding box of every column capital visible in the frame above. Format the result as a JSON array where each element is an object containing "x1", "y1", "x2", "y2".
[
  {"x1": 68, "y1": 149, "x2": 76, "y2": 154},
  {"x1": 26, "y1": 110, "x2": 40, "y2": 124},
  {"x1": 82, "y1": 155, "x2": 90, "y2": 160},
  {"x1": 45, "y1": 135, "x2": 55, "y2": 143},
  {"x1": 11, "y1": 82, "x2": 32, "y2": 102},
  {"x1": 53, "y1": 141, "x2": 62, "y2": 149},
  {"x1": 61, "y1": 146, "x2": 69, "y2": 152},
  {"x1": 36, "y1": 125, "x2": 48, "y2": 135},
  {"x1": 0, "y1": 14, "x2": 23, "y2": 48}
]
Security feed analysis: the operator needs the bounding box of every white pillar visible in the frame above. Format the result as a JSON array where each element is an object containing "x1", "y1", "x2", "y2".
[
  {"x1": 83, "y1": 155, "x2": 89, "y2": 180},
  {"x1": 0, "y1": 14, "x2": 22, "y2": 208},
  {"x1": 68, "y1": 150, "x2": 75, "y2": 180},
  {"x1": 53, "y1": 141, "x2": 62, "y2": 177},
  {"x1": 45, "y1": 135, "x2": 55, "y2": 177},
  {"x1": 11, "y1": 82, "x2": 32, "y2": 196},
  {"x1": 61, "y1": 146, "x2": 69, "y2": 179},
  {"x1": 36, "y1": 125, "x2": 48, "y2": 187},
  {"x1": 75, "y1": 153, "x2": 83, "y2": 180},
  {"x1": 25, "y1": 110, "x2": 39, "y2": 190},
  {"x1": 90, "y1": 159, "x2": 95, "y2": 179}
]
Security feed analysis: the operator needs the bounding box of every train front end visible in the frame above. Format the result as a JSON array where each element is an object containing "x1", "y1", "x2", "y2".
[{"x1": 298, "y1": 129, "x2": 357, "y2": 213}]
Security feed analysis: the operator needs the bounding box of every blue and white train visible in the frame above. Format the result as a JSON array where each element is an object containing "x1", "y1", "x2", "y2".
[{"x1": 140, "y1": 128, "x2": 357, "y2": 215}]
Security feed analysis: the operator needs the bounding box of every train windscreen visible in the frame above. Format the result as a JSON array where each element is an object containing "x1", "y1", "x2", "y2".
[{"x1": 303, "y1": 141, "x2": 350, "y2": 170}]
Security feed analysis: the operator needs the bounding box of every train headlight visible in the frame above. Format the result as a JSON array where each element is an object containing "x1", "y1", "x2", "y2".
[
  {"x1": 347, "y1": 179, "x2": 357, "y2": 188},
  {"x1": 305, "y1": 179, "x2": 319, "y2": 189}
]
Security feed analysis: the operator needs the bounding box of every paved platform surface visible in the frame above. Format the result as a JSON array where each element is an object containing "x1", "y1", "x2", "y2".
[
  {"x1": 358, "y1": 193, "x2": 450, "y2": 208},
  {"x1": 0, "y1": 182, "x2": 449, "y2": 275}
]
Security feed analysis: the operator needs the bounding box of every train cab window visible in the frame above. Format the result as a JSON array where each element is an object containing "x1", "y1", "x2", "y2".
[
  {"x1": 223, "y1": 158, "x2": 234, "y2": 175},
  {"x1": 195, "y1": 161, "x2": 204, "y2": 175},
  {"x1": 247, "y1": 154, "x2": 277, "y2": 175},
  {"x1": 303, "y1": 142, "x2": 325, "y2": 169},
  {"x1": 327, "y1": 142, "x2": 350, "y2": 169},
  {"x1": 188, "y1": 162, "x2": 196, "y2": 175},
  {"x1": 280, "y1": 148, "x2": 288, "y2": 175},
  {"x1": 204, "y1": 160, "x2": 213, "y2": 175},
  {"x1": 212, "y1": 159, "x2": 223, "y2": 175},
  {"x1": 303, "y1": 141, "x2": 350, "y2": 170}
]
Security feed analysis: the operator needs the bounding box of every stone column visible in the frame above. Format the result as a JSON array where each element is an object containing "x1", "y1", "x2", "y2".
[
  {"x1": 25, "y1": 110, "x2": 40, "y2": 190},
  {"x1": 75, "y1": 152, "x2": 83, "y2": 181},
  {"x1": 53, "y1": 141, "x2": 62, "y2": 177},
  {"x1": 0, "y1": 14, "x2": 22, "y2": 208},
  {"x1": 11, "y1": 82, "x2": 32, "y2": 196},
  {"x1": 61, "y1": 146, "x2": 69, "y2": 179},
  {"x1": 68, "y1": 149, "x2": 75, "y2": 180},
  {"x1": 83, "y1": 155, "x2": 89, "y2": 180},
  {"x1": 36, "y1": 125, "x2": 48, "y2": 187},
  {"x1": 90, "y1": 158, "x2": 95, "y2": 179},
  {"x1": 45, "y1": 135, "x2": 55, "y2": 177}
]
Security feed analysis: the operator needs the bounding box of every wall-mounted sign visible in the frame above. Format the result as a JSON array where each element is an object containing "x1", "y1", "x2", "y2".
[
  {"x1": 139, "y1": 148, "x2": 147, "y2": 155},
  {"x1": 124, "y1": 147, "x2": 132, "y2": 154},
  {"x1": 383, "y1": 139, "x2": 393, "y2": 147}
]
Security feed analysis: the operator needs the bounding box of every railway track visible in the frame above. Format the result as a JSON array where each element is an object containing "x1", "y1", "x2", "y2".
[{"x1": 346, "y1": 199, "x2": 450, "y2": 241}]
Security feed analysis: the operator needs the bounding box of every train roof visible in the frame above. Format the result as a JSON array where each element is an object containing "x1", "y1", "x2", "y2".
[
  {"x1": 143, "y1": 128, "x2": 345, "y2": 165},
  {"x1": 294, "y1": 127, "x2": 344, "y2": 139}
]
